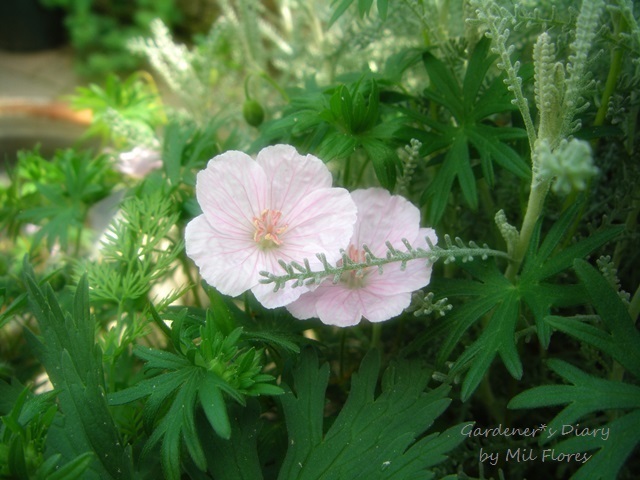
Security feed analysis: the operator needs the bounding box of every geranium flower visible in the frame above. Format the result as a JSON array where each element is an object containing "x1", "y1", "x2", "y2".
[
  {"x1": 185, "y1": 145, "x2": 357, "y2": 308},
  {"x1": 116, "y1": 147, "x2": 163, "y2": 178},
  {"x1": 286, "y1": 188, "x2": 437, "y2": 327}
]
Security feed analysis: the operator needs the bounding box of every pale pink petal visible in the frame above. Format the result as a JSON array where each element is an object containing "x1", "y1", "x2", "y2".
[
  {"x1": 117, "y1": 147, "x2": 163, "y2": 178},
  {"x1": 185, "y1": 215, "x2": 261, "y2": 297},
  {"x1": 250, "y1": 250, "x2": 310, "y2": 308},
  {"x1": 196, "y1": 151, "x2": 267, "y2": 238},
  {"x1": 186, "y1": 145, "x2": 358, "y2": 308},
  {"x1": 285, "y1": 289, "x2": 319, "y2": 320},
  {"x1": 359, "y1": 291, "x2": 413, "y2": 323},
  {"x1": 363, "y1": 227, "x2": 438, "y2": 296},
  {"x1": 350, "y1": 189, "x2": 421, "y2": 257},
  {"x1": 288, "y1": 188, "x2": 437, "y2": 326},
  {"x1": 279, "y1": 187, "x2": 357, "y2": 265},
  {"x1": 363, "y1": 261, "x2": 431, "y2": 297},
  {"x1": 256, "y1": 145, "x2": 332, "y2": 212},
  {"x1": 312, "y1": 286, "x2": 364, "y2": 327}
]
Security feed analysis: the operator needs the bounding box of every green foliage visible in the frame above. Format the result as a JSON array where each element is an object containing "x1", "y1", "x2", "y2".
[
  {"x1": 509, "y1": 260, "x2": 640, "y2": 480},
  {"x1": 41, "y1": 0, "x2": 183, "y2": 77},
  {"x1": 257, "y1": 78, "x2": 404, "y2": 189},
  {"x1": 108, "y1": 307, "x2": 283, "y2": 480},
  {"x1": 71, "y1": 73, "x2": 165, "y2": 148},
  {"x1": 1, "y1": 148, "x2": 116, "y2": 253},
  {"x1": 1, "y1": 1, "x2": 638, "y2": 478},
  {"x1": 160, "y1": 118, "x2": 225, "y2": 189},
  {"x1": 407, "y1": 37, "x2": 530, "y2": 224},
  {"x1": 0, "y1": 382, "x2": 94, "y2": 480},
  {"x1": 277, "y1": 349, "x2": 464, "y2": 480},
  {"x1": 329, "y1": 0, "x2": 389, "y2": 26},
  {"x1": 22, "y1": 264, "x2": 133, "y2": 479},
  {"x1": 429, "y1": 202, "x2": 623, "y2": 400},
  {"x1": 198, "y1": 399, "x2": 265, "y2": 480},
  {"x1": 77, "y1": 191, "x2": 182, "y2": 306}
]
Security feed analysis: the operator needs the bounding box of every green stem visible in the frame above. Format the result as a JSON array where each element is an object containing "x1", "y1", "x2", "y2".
[
  {"x1": 594, "y1": 13, "x2": 624, "y2": 127},
  {"x1": 343, "y1": 154, "x2": 352, "y2": 188},
  {"x1": 258, "y1": 71, "x2": 290, "y2": 102},
  {"x1": 505, "y1": 179, "x2": 551, "y2": 281},
  {"x1": 370, "y1": 323, "x2": 382, "y2": 350},
  {"x1": 612, "y1": 199, "x2": 639, "y2": 268},
  {"x1": 180, "y1": 254, "x2": 202, "y2": 309},
  {"x1": 478, "y1": 375, "x2": 505, "y2": 425}
]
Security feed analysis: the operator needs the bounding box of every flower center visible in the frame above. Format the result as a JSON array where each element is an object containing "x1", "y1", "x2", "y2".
[
  {"x1": 341, "y1": 244, "x2": 368, "y2": 288},
  {"x1": 253, "y1": 209, "x2": 288, "y2": 249}
]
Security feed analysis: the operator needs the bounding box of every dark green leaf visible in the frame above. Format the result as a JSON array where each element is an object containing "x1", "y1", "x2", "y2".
[
  {"x1": 572, "y1": 259, "x2": 640, "y2": 378},
  {"x1": 454, "y1": 289, "x2": 521, "y2": 401},
  {"x1": 466, "y1": 126, "x2": 530, "y2": 179},
  {"x1": 508, "y1": 358, "x2": 640, "y2": 477},
  {"x1": 462, "y1": 37, "x2": 494, "y2": 108},
  {"x1": 376, "y1": 0, "x2": 388, "y2": 19},
  {"x1": 199, "y1": 373, "x2": 231, "y2": 439},
  {"x1": 358, "y1": 0, "x2": 374, "y2": 17},
  {"x1": 329, "y1": 0, "x2": 355, "y2": 26},
  {"x1": 363, "y1": 139, "x2": 396, "y2": 190},
  {"x1": 422, "y1": 51, "x2": 464, "y2": 120},
  {"x1": 556, "y1": 409, "x2": 640, "y2": 480},
  {"x1": 200, "y1": 399, "x2": 264, "y2": 480},
  {"x1": 44, "y1": 452, "x2": 95, "y2": 480},
  {"x1": 23, "y1": 265, "x2": 131, "y2": 479},
  {"x1": 278, "y1": 350, "x2": 460, "y2": 479}
]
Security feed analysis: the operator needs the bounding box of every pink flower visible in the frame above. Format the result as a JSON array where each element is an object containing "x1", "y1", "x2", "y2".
[
  {"x1": 286, "y1": 188, "x2": 437, "y2": 327},
  {"x1": 185, "y1": 145, "x2": 357, "y2": 308},
  {"x1": 116, "y1": 147, "x2": 163, "y2": 178}
]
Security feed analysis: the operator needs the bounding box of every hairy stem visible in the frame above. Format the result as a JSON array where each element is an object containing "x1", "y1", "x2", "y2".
[
  {"x1": 505, "y1": 179, "x2": 551, "y2": 281},
  {"x1": 594, "y1": 13, "x2": 625, "y2": 127}
]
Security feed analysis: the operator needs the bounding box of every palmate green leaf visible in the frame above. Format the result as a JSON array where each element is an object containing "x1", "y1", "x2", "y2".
[
  {"x1": 432, "y1": 205, "x2": 622, "y2": 400},
  {"x1": 109, "y1": 309, "x2": 282, "y2": 479},
  {"x1": 511, "y1": 254, "x2": 640, "y2": 478},
  {"x1": 363, "y1": 138, "x2": 397, "y2": 190},
  {"x1": 278, "y1": 349, "x2": 461, "y2": 480},
  {"x1": 546, "y1": 259, "x2": 640, "y2": 378},
  {"x1": 255, "y1": 78, "x2": 402, "y2": 189},
  {"x1": 14, "y1": 149, "x2": 114, "y2": 252},
  {"x1": 430, "y1": 261, "x2": 513, "y2": 366},
  {"x1": 508, "y1": 359, "x2": 640, "y2": 425},
  {"x1": 452, "y1": 288, "x2": 521, "y2": 401},
  {"x1": 428, "y1": 258, "x2": 521, "y2": 401},
  {"x1": 199, "y1": 373, "x2": 232, "y2": 440},
  {"x1": 519, "y1": 201, "x2": 624, "y2": 346},
  {"x1": 508, "y1": 360, "x2": 640, "y2": 479},
  {"x1": 422, "y1": 53, "x2": 465, "y2": 120},
  {"x1": 22, "y1": 265, "x2": 132, "y2": 479},
  {"x1": 520, "y1": 200, "x2": 624, "y2": 283},
  {"x1": 465, "y1": 126, "x2": 530, "y2": 179},
  {"x1": 416, "y1": 37, "x2": 530, "y2": 224},
  {"x1": 127, "y1": 367, "x2": 221, "y2": 480}
]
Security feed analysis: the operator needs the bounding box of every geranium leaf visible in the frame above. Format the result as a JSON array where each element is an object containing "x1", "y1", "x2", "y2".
[
  {"x1": 422, "y1": 50, "x2": 464, "y2": 120},
  {"x1": 278, "y1": 349, "x2": 461, "y2": 479},
  {"x1": 199, "y1": 373, "x2": 231, "y2": 440},
  {"x1": 22, "y1": 266, "x2": 132, "y2": 479}
]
